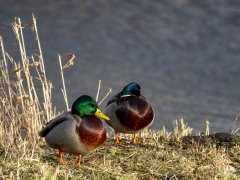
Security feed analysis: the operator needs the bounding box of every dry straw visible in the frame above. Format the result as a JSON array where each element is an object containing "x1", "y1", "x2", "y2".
[{"x1": 0, "y1": 15, "x2": 56, "y2": 166}]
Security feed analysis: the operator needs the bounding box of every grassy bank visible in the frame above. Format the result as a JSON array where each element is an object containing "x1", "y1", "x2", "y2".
[
  {"x1": 0, "y1": 15, "x2": 240, "y2": 180},
  {"x1": 0, "y1": 133, "x2": 240, "y2": 179}
]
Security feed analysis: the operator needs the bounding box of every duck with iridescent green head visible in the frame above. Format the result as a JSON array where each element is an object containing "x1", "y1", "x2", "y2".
[
  {"x1": 105, "y1": 82, "x2": 154, "y2": 144},
  {"x1": 38, "y1": 95, "x2": 109, "y2": 164}
]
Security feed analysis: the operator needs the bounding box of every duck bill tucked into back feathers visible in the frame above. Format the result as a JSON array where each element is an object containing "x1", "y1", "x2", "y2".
[{"x1": 95, "y1": 108, "x2": 110, "y2": 121}]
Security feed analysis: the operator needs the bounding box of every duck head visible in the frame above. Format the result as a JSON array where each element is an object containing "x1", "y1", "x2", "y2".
[
  {"x1": 121, "y1": 82, "x2": 141, "y2": 97},
  {"x1": 72, "y1": 95, "x2": 109, "y2": 120}
]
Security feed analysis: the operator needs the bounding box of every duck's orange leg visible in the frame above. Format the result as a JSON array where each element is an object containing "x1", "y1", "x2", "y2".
[
  {"x1": 115, "y1": 131, "x2": 121, "y2": 145},
  {"x1": 77, "y1": 155, "x2": 82, "y2": 165},
  {"x1": 58, "y1": 149, "x2": 64, "y2": 163},
  {"x1": 132, "y1": 133, "x2": 141, "y2": 144}
]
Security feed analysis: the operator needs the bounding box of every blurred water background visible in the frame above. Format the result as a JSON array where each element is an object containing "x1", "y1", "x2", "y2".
[{"x1": 1, "y1": 0, "x2": 240, "y2": 133}]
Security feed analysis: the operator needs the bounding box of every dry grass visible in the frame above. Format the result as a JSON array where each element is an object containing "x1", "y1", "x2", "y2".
[{"x1": 0, "y1": 15, "x2": 240, "y2": 180}]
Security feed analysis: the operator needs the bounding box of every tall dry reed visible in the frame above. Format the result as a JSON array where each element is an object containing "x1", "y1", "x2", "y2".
[{"x1": 0, "y1": 15, "x2": 55, "y2": 162}]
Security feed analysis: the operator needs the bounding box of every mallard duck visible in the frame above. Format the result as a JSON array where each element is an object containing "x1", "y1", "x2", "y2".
[
  {"x1": 105, "y1": 82, "x2": 154, "y2": 144},
  {"x1": 38, "y1": 95, "x2": 109, "y2": 164}
]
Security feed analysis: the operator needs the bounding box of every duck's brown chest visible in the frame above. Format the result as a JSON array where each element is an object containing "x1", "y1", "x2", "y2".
[
  {"x1": 116, "y1": 96, "x2": 154, "y2": 131},
  {"x1": 75, "y1": 116, "x2": 106, "y2": 150}
]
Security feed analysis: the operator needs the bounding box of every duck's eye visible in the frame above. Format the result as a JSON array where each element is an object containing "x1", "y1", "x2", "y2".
[{"x1": 89, "y1": 103, "x2": 95, "y2": 108}]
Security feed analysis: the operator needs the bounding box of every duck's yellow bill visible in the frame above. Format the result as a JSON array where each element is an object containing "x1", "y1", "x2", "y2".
[{"x1": 95, "y1": 108, "x2": 110, "y2": 120}]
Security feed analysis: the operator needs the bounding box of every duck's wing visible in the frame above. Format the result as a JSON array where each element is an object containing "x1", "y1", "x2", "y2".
[
  {"x1": 106, "y1": 92, "x2": 121, "y2": 106},
  {"x1": 38, "y1": 112, "x2": 73, "y2": 137}
]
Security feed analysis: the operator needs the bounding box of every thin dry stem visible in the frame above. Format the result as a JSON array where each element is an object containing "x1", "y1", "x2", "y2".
[
  {"x1": 98, "y1": 88, "x2": 112, "y2": 105},
  {"x1": 85, "y1": 81, "x2": 99, "y2": 94},
  {"x1": 206, "y1": 120, "x2": 210, "y2": 135},
  {"x1": 32, "y1": 13, "x2": 52, "y2": 120},
  {"x1": 230, "y1": 113, "x2": 240, "y2": 135},
  {"x1": 62, "y1": 53, "x2": 75, "y2": 70},
  {"x1": 96, "y1": 80, "x2": 101, "y2": 102},
  {"x1": 58, "y1": 54, "x2": 69, "y2": 111}
]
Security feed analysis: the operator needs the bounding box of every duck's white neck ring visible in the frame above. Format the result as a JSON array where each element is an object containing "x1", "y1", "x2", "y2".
[{"x1": 120, "y1": 94, "x2": 135, "y2": 98}]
